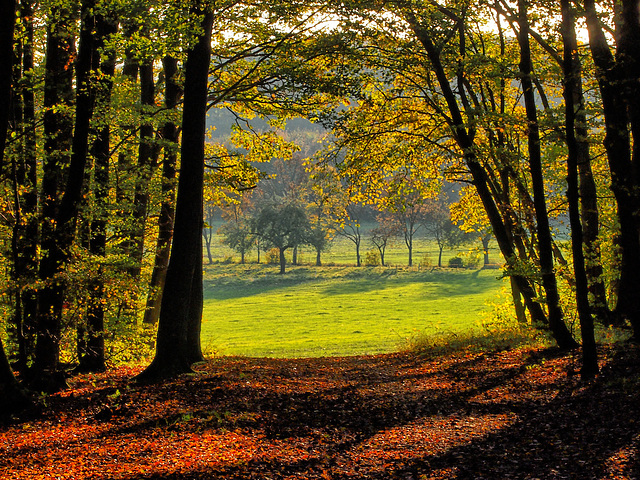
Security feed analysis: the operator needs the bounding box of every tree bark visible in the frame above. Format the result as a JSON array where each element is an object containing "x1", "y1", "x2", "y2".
[
  {"x1": 129, "y1": 59, "x2": 156, "y2": 280},
  {"x1": 584, "y1": 0, "x2": 640, "y2": 334},
  {"x1": 10, "y1": 0, "x2": 38, "y2": 373},
  {"x1": 143, "y1": 55, "x2": 180, "y2": 326},
  {"x1": 279, "y1": 247, "x2": 287, "y2": 274},
  {"x1": 0, "y1": 0, "x2": 16, "y2": 165},
  {"x1": 616, "y1": 0, "x2": 640, "y2": 338},
  {"x1": 78, "y1": 11, "x2": 117, "y2": 373},
  {"x1": 0, "y1": 0, "x2": 32, "y2": 415},
  {"x1": 405, "y1": 10, "x2": 576, "y2": 348},
  {"x1": 34, "y1": 3, "x2": 77, "y2": 389},
  {"x1": 136, "y1": 5, "x2": 213, "y2": 382},
  {"x1": 516, "y1": 0, "x2": 577, "y2": 349},
  {"x1": 561, "y1": 0, "x2": 599, "y2": 378}
]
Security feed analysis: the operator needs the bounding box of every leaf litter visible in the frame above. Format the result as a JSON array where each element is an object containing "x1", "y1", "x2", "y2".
[{"x1": 1, "y1": 344, "x2": 639, "y2": 479}]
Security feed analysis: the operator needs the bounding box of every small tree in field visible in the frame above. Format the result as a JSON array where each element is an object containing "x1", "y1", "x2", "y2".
[
  {"x1": 423, "y1": 200, "x2": 468, "y2": 268},
  {"x1": 253, "y1": 203, "x2": 311, "y2": 273},
  {"x1": 219, "y1": 218, "x2": 254, "y2": 264},
  {"x1": 370, "y1": 213, "x2": 401, "y2": 267}
]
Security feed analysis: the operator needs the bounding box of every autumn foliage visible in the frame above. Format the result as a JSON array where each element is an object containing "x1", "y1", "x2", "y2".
[{"x1": 2, "y1": 344, "x2": 638, "y2": 479}]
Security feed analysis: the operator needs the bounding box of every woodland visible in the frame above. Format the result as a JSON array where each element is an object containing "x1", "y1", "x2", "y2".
[{"x1": 0, "y1": 0, "x2": 640, "y2": 473}]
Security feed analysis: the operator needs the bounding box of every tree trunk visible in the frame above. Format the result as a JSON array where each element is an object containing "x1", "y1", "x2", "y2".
[
  {"x1": 10, "y1": 0, "x2": 38, "y2": 373},
  {"x1": 78, "y1": 12, "x2": 117, "y2": 373},
  {"x1": 406, "y1": 231, "x2": 413, "y2": 267},
  {"x1": 482, "y1": 234, "x2": 491, "y2": 266},
  {"x1": 142, "y1": 57, "x2": 180, "y2": 326},
  {"x1": 33, "y1": 3, "x2": 77, "y2": 389},
  {"x1": 0, "y1": 0, "x2": 32, "y2": 415},
  {"x1": 517, "y1": 0, "x2": 577, "y2": 349},
  {"x1": 616, "y1": 0, "x2": 640, "y2": 338},
  {"x1": 279, "y1": 247, "x2": 287, "y2": 274},
  {"x1": 585, "y1": 0, "x2": 640, "y2": 334},
  {"x1": 136, "y1": 6, "x2": 213, "y2": 382},
  {"x1": 129, "y1": 59, "x2": 156, "y2": 280},
  {"x1": 405, "y1": 10, "x2": 577, "y2": 348},
  {"x1": 561, "y1": 0, "x2": 598, "y2": 378},
  {"x1": 204, "y1": 229, "x2": 213, "y2": 264},
  {"x1": 0, "y1": 0, "x2": 16, "y2": 165},
  {"x1": 0, "y1": 337, "x2": 32, "y2": 416}
]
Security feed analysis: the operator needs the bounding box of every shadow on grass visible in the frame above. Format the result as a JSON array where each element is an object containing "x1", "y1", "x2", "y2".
[{"x1": 204, "y1": 265, "x2": 502, "y2": 301}]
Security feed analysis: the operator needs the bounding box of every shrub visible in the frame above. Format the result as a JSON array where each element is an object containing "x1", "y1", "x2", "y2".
[
  {"x1": 419, "y1": 252, "x2": 432, "y2": 268},
  {"x1": 448, "y1": 256, "x2": 464, "y2": 268},
  {"x1": 364, "y1": 250, "x2": 380, "y2": 266},
  {"x1": 266, "y1": 248, "x2": 280, "y2": 265}
]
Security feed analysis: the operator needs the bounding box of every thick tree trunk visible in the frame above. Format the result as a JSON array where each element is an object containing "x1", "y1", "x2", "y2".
[
  {"x1": 0, "y1": 337, "x2": 32, "y2": 416},
  {"x1": 0, "y1": 0, "x2": 32, "y2": 415},
  {"x1": 617, "y1": 0, "x2": 640, "y2": 338},
  {"x1": 585, "y1": 0, "x2": 640, "y2": 334},
  {"x1": 37, "y1": 0, "x2": 96, "y2": 386},
  {"x1": 0, "y1": 0, "x2": 16, "y2": 165},
  {"x1": 561, "y1": 0, "x2": 598, "y2": 378},
  {"x1": 516, "y1": 0, "x2": 577, "y2": 349},
  {"x1": 143, "y1": 55, "x2": 180, "y2": 325},
  {"x1": 136, "y1": 6, "x2": 213, "y2": 382},
  {"x1": 34, "y1": 4, "x2": 76, "y2": 389}
]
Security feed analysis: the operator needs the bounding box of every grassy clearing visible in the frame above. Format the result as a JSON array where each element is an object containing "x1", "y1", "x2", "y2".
[{"x1": 201, "y1": 263, "x2": 510, "y2": 358}]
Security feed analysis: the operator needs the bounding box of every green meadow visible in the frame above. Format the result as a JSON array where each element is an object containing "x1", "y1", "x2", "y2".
[{"x1": 201, "y1": 231, "x2": 509, "y2": 358}]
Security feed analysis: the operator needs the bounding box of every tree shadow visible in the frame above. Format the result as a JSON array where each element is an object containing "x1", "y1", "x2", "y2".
[{"x1": 4, "y1": 347, "x2": 637, "y2": 479}]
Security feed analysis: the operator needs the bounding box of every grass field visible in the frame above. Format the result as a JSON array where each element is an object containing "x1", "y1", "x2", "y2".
[
  {"x1": 201, "y1": 227, "x2": 508, "y2": 358},
  {"x1": 201, "y1": 264, "x2": 508, "y2": 358}
]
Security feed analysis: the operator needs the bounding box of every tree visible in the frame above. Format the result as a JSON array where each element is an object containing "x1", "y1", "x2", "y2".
[
  {"x1": 10, "y1": 0, "x2": 39, "y2": 373},
  {"x1": 319, "y1": 0, "x2": 580, "y2": 349},
  {"x1": 337, "y1": 203, "x2": 366, "y2": 267},
  {"x1": 370, "y1": 213, "x2": 400, "y2": 267},
  {"x1": 143, "y1": 55, "x2": 181, "y2": 326},
  {"x1": 77, "y1": 6, "x2": 119, "y2": 373},
  {"x1": 561, "y1": 0, "x2": 598, "y2": 377},
  {"x1": 423, "y1": 200, "x2": 464, "y2": 268},
  {"x1": 34, "y1": 0, "x2": 109, "y2": 389},
  {"x1": 381, "y1": 174, "x2": 433, "y2": 267},
  {"x1": 219, "y1": 213, "x2": 254, "y2": 264},
  {"x1": 0, "y1": 0, "x2": 16, "y2": 165},
  {"x1": 136, "y1": 4, "x2": 214, "y2": 382},
  {"x1": 0, "y1": 0, "x2": 32, "y2": 415},
  {"x1": 583, "y1": 0, "x2": 640, "y2": 337},
  {"x1": 253, "y1": 202, "x2": 311, "y2": 274}
]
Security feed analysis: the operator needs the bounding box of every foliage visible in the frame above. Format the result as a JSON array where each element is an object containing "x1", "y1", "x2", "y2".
[
  {"x1": 218, "y1": 217, "x2": 254, "y2": 264},
  {"x1": 363, "y1": 249, "x2": 380, "y2": 266}
]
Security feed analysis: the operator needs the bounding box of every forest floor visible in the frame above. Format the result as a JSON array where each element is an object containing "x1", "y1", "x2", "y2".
[{"x1": 1, "y1": 343, "x2": 639, "y2": 479}]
